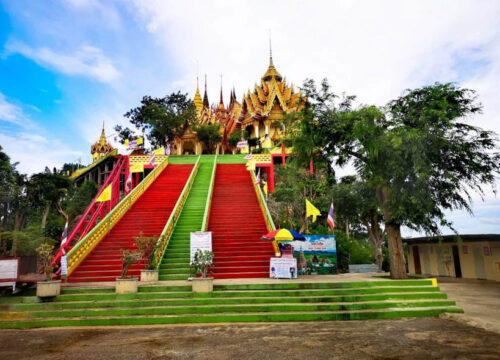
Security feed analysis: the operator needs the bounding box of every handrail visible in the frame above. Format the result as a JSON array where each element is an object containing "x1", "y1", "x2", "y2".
[
  {"x1": 65, "y1": 157, "x2": 169, "y2": 277},
  {"x1": 153, "y1": 156, "x2": 201, "y2": 269},
  {"x1": 52, "y1": 156, "x2": 127, "y2": 267},
  {"x1": 201, "y1": 155, "x2": 217, "y2": 231},
  {"x1": 250, "y1": 170, "x2": 280, "y2": 256}
]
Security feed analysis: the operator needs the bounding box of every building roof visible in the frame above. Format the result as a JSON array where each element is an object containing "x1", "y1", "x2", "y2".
[{"x1": 404, "y1": 234, "x2": 500, "y2": 244}]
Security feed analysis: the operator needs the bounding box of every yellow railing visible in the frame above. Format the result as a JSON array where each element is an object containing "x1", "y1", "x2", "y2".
[
  {"x1": 153, "y1": 156, "x2": 201, "y2": 268},
  {"x1": 66, "y1": 157, "x2": 169, "y2": 277},
  {"x1": 129, "y1": 154, "x2": 168, "y2": 166},
  {"x1": 249, "y1": 170, "x2": 280, "y2": 256},
  {"x1": 201, "y1": 155, "x2": 217, "y2": 231},
  {"x1": 248, "y1": 154, "x2": 272, "y2": 164}
]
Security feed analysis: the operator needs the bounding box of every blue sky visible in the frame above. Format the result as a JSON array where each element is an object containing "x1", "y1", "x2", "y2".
[{"x1": 0, "y1": 0, "x2": 499, "y2": 235}]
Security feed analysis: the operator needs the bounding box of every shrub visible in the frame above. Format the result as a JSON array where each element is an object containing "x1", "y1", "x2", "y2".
[
  {"x1": 120, "y1": 249, "x2": 142, "y2": 278},
  {"x1": 190, "y1": 249, "x2": 214, "y2": 278},
  {"x1": 134, "y1": 233, "x2": 158, "y2": 270},
  {"x1": 36, "y1": 243, "x2": 55, "y2": 281}
]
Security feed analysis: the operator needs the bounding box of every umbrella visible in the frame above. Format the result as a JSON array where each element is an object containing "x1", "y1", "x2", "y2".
[{"x1": 261, "y1": 229, "x2": 306, "y2": 242}]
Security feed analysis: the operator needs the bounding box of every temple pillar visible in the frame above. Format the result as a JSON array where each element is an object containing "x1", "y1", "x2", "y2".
[
  {"x1": 253, "y1": 121, "x2": 259, "y2": 138},
  {"x1": 264, "y1": 120, "x2": 271, "y2": 136},
  {"x1": 269, "y1": 164, "x2": 275, "y2": 194}
]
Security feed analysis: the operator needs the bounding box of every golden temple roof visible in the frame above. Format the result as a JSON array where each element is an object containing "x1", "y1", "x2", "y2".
[
  {"x1": 193, "y1": 76, "x2": 203, "y2": 116},
  {"x1": 91, "y1": 124, "x2": 113, "y2": 155}
]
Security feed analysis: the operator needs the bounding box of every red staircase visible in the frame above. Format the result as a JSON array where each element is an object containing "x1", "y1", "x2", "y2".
[
  {"x1": 208, "y1": 164, "x2": 274, "y2": 279},
  {"x1": 68, "y1": 164, "x2": 194, "y2": 282}
]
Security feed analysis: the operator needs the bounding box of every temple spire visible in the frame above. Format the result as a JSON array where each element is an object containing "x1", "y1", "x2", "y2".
[
  {"x1": 269, "y1": 29, "x2": 274, "y2": 66},
  {"x1": 218, "y1": 74, "x2": 224, "y2": 109},
  {"x1": 203, "y1": 74, "x2": 209, "y2": 108}
]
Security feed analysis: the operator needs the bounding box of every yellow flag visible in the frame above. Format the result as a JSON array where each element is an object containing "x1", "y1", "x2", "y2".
[
  {"x1": 137, "y1": 137, "x2": 143, "y2": 145},
  {"x1": 152, "y1": 147, "x2": 164, "y2": 155},
  {"x1": 246, "y1": 159, "x2": 256, "y2": 171},
  {"x1": 124, "y1": 139, "x2": 129, "y2": 147},
  {"x1": 306, "y1": 199, "x2": 321, "y2": 223},
  {"x1": 263, "y1": 181, "x2": 268, "y2": 200},
  {"x1": 96, "y1": 184, "x2": 112, "y2": 202},
  {"x1": 130, "y1": 163, "x2": 144, "y2": 173}
]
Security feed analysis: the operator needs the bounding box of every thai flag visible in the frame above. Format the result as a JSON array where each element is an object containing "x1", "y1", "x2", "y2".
[
  {"x1": 254, "y1": 169, "x2": 260, "y2": 185},
  {"x1": 166, "y1": 144, "x2": 171, "y2": 155},
  {"x1": 125, "y1": 172, "x2": 133, "y2": 194},
  {"x1": 327, "y1": 202, "x2": 335, "y2": 231},
  {"x1": 148, "y1": 153, "x2": 156, "y2": 166},
  {"x1": 244, "y1": 153, "x2": 252, "y2": 160}
]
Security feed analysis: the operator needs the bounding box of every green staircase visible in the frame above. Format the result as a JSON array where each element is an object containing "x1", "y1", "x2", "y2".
[
  {"x1": 159, "y1": 155, "x2": 216, "y2": 280},
  {"x1": 0, "y1": 280, "x2": 462, "y2": 328}
]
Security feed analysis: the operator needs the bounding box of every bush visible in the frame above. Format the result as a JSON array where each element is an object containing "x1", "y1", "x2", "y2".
[
  {"x1": 334, "y1": 231, "x2": 375, "y2": 273},
  {"x1": 134, "y1": 233, "x2": 158, "y2": 270}
]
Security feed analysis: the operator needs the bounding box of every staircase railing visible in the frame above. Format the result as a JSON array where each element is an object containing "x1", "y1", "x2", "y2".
[
  {"x1": 153, "y1": 156, "x2": 201, "y2": 269},
  {"x1": 65, "y1": 157, "x2": 169, "y2": 278},
  {"x1": 250, "y1": 170, "x2": 280, "y2": 256},
  {"x1": 201, "y1": 155, "x2": 217, "y2": 231},
  {"x1": 52, "y1": 156, "x2": 127, "y2": 268}
]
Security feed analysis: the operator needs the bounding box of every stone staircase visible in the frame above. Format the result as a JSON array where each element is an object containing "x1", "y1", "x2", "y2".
[{"x1": 0, "y1": 279, "x2": 462, "y2": 329}]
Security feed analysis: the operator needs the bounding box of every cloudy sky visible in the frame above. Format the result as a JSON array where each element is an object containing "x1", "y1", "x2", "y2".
[{"x1": 0, "y1": 0, "x2": 499, "y2": 235}]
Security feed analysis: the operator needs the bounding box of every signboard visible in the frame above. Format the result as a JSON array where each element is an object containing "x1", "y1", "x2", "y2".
[
  {"x1": 61, "y1": 256, "x2": 68, "y2": 276},
  {"x1": 0, "y1": 258, "x2": 18, "y2": 290},
  {"x1": 270, "y1": 257, "x2": 297, "y2": 279},
  {"x1": 282, "y1": 235, "x2": 337, "y2": 275},
  {"x1": 190, "y1": 231, "x2": 212, "y2": 263}
]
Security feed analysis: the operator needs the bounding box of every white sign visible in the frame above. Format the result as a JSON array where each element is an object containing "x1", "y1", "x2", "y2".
[
  {"x1": 270, "y1": 257, "x2": 297, "y2": 279},
  {"x1": 0, "y1": 258, "x2": 18, "y2": 290},
  {"x1": 61, "y1": 256, "x2": 68, "y2": 276},
  {"x1": 190, "y1": 232, "x2": 212, "y2": 263}
]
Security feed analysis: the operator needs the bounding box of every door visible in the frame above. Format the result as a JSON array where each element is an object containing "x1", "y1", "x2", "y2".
[
  {"x1": 472, "y1": 246, "x2": 486, "y2": 279},
  {"x1": 413, "y1": 246, "x2": 421, "y2": 274},
  {"x1": 452, "y1": 245, "x2": 462, "y2": 278}
]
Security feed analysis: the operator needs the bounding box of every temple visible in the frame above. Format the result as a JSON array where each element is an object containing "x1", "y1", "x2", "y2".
[{"x1": 173, "y1": 52, "x2": 306, "y2": 155}]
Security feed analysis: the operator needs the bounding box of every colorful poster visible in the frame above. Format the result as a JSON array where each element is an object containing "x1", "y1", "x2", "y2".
[
  {"x1": 270, "y1": 257, "x2": 297, "y2": 279},
  {"x1": 282, "y1": 235, "x2": 337, "y2": 275}
]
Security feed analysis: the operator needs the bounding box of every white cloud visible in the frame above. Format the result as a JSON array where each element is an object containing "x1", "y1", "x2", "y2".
[
  {"x1": 5, "y1": 41, "x2": 120, "y2": 83},
  {"x1": 0, "y1": 131, "x2": 83, "y2": 174},
  {"x1": 0, "y1": 92, "x2": 25, "y2": 125}
]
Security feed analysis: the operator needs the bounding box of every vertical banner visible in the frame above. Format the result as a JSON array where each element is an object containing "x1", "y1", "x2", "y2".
[
  {"x1": 60, "y1": 256, "x2": 68, "y2": 276},
  {"x1": 190, "y1": 232, "x2": 212, "y2": 263}
]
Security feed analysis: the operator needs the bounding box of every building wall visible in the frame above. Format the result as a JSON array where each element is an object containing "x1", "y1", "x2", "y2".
[{"x1": 407, "y1": 241, "x2": 500, "y2": 282}]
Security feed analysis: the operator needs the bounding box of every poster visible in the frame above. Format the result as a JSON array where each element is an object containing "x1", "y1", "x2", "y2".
[
  {"x1": 282, "y1": 235, "x2": 337, "y2": 275},
  {"x1": 190, "y1": 231, "x2": 212, "y2": 263},
  {"x1": 270, "y1": 257, "x2": 297, "y2": 279}
]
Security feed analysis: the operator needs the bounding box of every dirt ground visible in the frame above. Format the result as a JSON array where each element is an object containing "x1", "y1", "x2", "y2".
[{"x1": 1, "y1": 318, "x2": 500, "y2": 360}]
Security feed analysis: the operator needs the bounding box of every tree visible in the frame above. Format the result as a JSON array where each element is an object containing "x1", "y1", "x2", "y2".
[
  {"x1": 29, "y1": 173, "x2": 71, "y2": 231},
  {"x1": 227, "y1": 129, "x2": 246, "y2": 148},
  {"x1": 324, "y1": 83, "x2": 500, "y2": 279},
  {"x1": 122, "y1": 93, "x2": 197, "y2": 148},
  {"x1": 331, "y1": 176, "x2": 385, "y2": 270},
  {"x1": 195, "y1": 124, "x2": 222, "y2": 154}
]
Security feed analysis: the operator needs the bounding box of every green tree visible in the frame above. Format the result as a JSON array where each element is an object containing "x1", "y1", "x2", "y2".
[
  {"x1": 121, "y1": 93, "x2": 197, "y2": 148},
  {"x1": 324, "y1": 83, "x2": 500, "y2": 278},
  {"x1": 195, "y1": 124, "x2": 222, "y2": 154}
]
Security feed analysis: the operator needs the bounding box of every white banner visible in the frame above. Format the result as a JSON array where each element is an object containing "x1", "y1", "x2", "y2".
[
  {"x1": 61, "y1": 256, "x2": 68, "y2": 276},
  {"x1": 190, "y1": 232, "x2": 212, "y2": 263},
  {"x1": 270, "y1": 257, "x2": 297, "y2": 279},
  {"x1": 0, "y1": 259, "x2": 18, "y2": 289}
]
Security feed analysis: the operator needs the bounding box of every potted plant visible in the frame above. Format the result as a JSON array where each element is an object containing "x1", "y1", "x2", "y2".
[
  {"x1": 115, "y1": 248, "x2": 142, "y2": 294},
  {"x1": 190, "y1": 249, "x2": 214, "y2": 293},
  {"x1": 134, "y1": 233, "x2": 159, "y2": 282},
  {"x1": 36, "y1": 243, "x2": 61, "y2": 300}
]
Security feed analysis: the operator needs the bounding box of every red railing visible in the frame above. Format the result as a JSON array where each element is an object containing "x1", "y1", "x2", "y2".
[{"x1": 52, "y1": 156, "x2": 129, "y2": 268}]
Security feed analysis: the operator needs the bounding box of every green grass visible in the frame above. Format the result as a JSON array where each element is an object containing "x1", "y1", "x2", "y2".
[{"x1": 216, "y1": 154, "x2": 246, "y2": 163}]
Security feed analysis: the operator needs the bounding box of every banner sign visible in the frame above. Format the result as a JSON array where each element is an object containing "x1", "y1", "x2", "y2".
[
  {"x1": 60, "y1": 256, "x2": 68, "y2": 276},
  {"x1": 282, "y1": 235, "x2": 337, "y2": 275},
  {"x1": 270, "y1": 257, "x2": 297, "y2": 279},
  {"x1": 236, "y1": 141, "x2": 248, "y2": 149},
  {"x1": 0, "y1": 258, "x2": 18, "y2": 290},
  {"x1": 190, "y1": 232, "x2": 212, "y2": 263}
]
